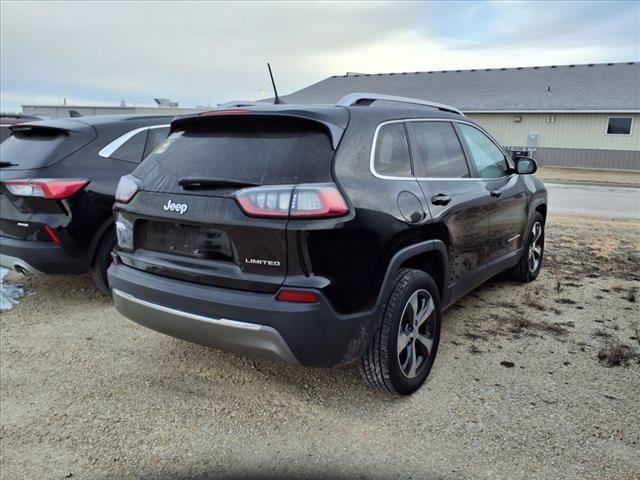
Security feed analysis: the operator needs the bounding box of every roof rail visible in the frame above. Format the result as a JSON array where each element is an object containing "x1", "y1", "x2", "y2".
[{"x1": 336, "y1": 92, "x2": 464, "y2": 116}]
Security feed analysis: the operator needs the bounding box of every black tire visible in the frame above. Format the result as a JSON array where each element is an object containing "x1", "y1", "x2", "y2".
[
  {"x1": 510, "y1": 212, "x2": 545, "y2": 283},
  {"x1": 359, "y1": 268, "x2": 442, "y2": 395},
  {"x1": 89, "y1": 228, "x2": 116, "y2": 295}
]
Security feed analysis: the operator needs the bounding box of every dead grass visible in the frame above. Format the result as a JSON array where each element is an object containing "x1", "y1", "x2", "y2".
[
  {"x1": 544, "y1": 217, "x2": 640, "y2": 281},
  {"x1": 524, "y1": 291, "x2": 546, "y2": 311},
  {"x1": 597, "y1": 342, "x2": 634, "y2": 367},
  {"x1": 492, "y1": 315, "x2": 570, "y2": 337}
]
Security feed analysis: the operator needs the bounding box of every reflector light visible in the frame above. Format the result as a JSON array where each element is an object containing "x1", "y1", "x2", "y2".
[
  {"x1": 44, "y1": 225, "x2": 61, "y2": 245},
  {"x1": 4, "y1": 179, "x2": 88, "y2": 199},
  {"x1": 276, "y1": 290, "x2": 320, "y2": 304}
]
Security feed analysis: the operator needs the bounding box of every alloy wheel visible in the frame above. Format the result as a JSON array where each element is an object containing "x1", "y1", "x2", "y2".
[
  {"x1": 397, "y1": 289, "x2": 436, "y2": 379},
  {"x1": 528, "y1": 221, "x2": 543, "y2": 273}
]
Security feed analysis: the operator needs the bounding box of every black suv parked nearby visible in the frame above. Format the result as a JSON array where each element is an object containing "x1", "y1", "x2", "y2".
[
  {"x1": 109, "y1": 94, "x2": 547, "y2": 394},
  {"x1": 0, "y1": 115, "x2": 172, "y2": 293}
]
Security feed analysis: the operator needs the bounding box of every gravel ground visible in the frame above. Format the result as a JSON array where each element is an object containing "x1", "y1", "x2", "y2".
[{"x1": 1, "y1": 215, "x2": 639, "y2": 480}]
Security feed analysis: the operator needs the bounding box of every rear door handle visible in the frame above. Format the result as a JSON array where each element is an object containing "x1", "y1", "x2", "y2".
[
  {"x1": 431, "y1": 194, "x2": 451, "y2": 206},
  {"x1": 490, "y1": 190, "x2": 503, "y2": 198}
]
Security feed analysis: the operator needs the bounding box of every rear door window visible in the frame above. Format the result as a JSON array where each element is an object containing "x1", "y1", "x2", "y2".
[
  {"x1": 110, "y1": 130, "x2": 148, "y2": 163},
  {"x1": 408, "y1": 121, "x2": 470, "y2": 178},
  {"x1": 372, "y1": 123, "x2": 412, "y2": 177},
  {"x1": 136, "y1": 116, "x2": 335, "y2": 190},
  {"x1": 143, "y1": 126, "x2": 170, "y2": 158}
]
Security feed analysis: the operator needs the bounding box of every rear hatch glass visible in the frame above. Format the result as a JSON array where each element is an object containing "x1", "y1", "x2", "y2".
[
  {"x1": 0, "y1": 122, "x2": 95, "y2": 170},
  {"x1": 0, "y1": 127, "x2": 67, "y2": 169},
  {"x1": 135, "y1": 115, "x2": 335, "y2": 194}
]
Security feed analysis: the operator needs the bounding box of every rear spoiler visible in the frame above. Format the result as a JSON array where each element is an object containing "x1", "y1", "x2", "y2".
[
  {"x1": 170, "y1": 108, "x2": 349, "y2": 150},
  {"x1": 9, "y1": 124, "x2": 69, "y2": 136}
]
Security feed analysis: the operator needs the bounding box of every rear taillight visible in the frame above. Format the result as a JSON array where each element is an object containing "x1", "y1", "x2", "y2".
[
  {"x1": 235, "y1": 184, "x2": 348, "y2": 219},
  {"x1": 115, "y1": 175, "x2": 143, "y2": 204},
  {"x1": 3, "y1": 178, "x2": 88, "y2": 199}
]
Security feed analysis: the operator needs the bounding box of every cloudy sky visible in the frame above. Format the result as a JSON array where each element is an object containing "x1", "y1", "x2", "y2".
[{"x1": 1, "y1": 1, "x2": 638, "y2": 112}]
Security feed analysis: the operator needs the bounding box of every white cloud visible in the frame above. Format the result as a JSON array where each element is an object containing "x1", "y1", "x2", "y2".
[{"x1": 1, "y1": 1, "x2": 638, "y2": 112}]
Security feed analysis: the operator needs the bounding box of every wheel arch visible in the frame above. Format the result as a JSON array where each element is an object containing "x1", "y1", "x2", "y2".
[
  {"x1": 375, "y1": 240, "x2": 450, "y2": 310},
  {"x1": 535, "y1": 202, "x2": 547, "y2": 223},
  {"x1": 88, "y1": 216, "x2": 115, "y2": 264}
]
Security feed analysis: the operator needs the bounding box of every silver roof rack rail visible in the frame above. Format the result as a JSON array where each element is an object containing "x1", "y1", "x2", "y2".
[{"x1": 336, "y1": 92, "x2": 464, "y2": 116}]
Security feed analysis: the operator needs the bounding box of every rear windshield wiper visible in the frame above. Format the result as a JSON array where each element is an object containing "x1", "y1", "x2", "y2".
[
  {"x1": 178, "y1": 177, "x2": 260, "y2": 190},
  {"x1": 0, "y1": 162, "x2": 18, "y2": 168}
]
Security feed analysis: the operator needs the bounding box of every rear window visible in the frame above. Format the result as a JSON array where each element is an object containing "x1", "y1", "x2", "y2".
[
  {"x1": 0, "y1": 128, "x2": 67, "y2": 169},
  {"x1": 136, "y1": 116, "x2": 334, "y2": 187}
]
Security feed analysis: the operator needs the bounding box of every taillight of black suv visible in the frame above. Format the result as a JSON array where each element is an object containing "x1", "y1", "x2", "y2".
[{"x1": 108, "y1": 95, "x2": 547, "y2": 395}]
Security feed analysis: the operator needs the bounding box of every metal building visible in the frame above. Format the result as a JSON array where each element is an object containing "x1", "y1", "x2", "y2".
[
  {"x1": 282, "y1": 62, "x2": 640, "y2": 170},
  {"x1": 21, "y1": 98, "x2": 205, "y2": 120}
]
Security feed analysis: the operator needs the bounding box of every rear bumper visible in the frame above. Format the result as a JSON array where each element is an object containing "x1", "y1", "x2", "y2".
[
  {"x1": 113, "y1": 288, "x2": 300, "y2": 365},
  {"x1": 0, "y1": 236, "x2": 87, "y2": 274},
  {"x1": 107, "y1": 263, "x2": 376, "y2": 367}
]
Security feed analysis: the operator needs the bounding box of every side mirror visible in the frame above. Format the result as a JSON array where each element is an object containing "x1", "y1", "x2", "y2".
[{"x1": 515, "y1": 156, "x2": 537, "y2": 175}]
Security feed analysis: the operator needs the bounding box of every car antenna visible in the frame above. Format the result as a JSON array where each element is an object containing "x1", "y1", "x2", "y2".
[{"x1": 267, "y1": 62, "x2": 285, "y2": 104}]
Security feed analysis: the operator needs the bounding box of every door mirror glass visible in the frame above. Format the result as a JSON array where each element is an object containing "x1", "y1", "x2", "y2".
[{"x1": 515, "y1": 156, "x2": 537, "y2": 175}]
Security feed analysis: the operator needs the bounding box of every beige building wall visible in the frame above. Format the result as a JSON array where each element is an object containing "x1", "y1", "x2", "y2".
[{"x1": 467, "y1": 113, "x2": 640, "y2": 152}]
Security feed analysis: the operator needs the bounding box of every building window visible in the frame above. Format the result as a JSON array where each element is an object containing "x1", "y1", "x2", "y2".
[{"x1": 606, "y1": 117, "x2": 633, "y2": 135}]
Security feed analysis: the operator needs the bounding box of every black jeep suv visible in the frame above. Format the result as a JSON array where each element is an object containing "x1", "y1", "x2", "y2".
[
  {"x1": 0, "y1": 115, "x2": 172, "y2": 293},
  {"x1": 108, "y1": 94, "x2": 547, "y2": 395}
]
